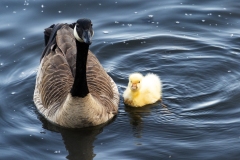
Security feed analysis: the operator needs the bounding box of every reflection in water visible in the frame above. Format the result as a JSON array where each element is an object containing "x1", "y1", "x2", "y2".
[
  {"x1": 38, "y1": 114, "x2": 114, "y2": 160},
  {"x1": 125, "y1": 105, "x2": 152, "y2": 138}
]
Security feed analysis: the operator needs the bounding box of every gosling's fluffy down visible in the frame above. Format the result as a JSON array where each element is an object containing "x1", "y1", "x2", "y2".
[{"x1": 123, "y1": 73, "x2": 162, "y2": 107}]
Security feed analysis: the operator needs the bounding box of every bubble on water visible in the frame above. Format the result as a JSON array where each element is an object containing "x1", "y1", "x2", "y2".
[
  {"x1": 103, "y1": 31, "x2": 109, "y2": 34},
  {"x1": 228, "y1": 70, "x2": 231, "y2": 73},
  {"x1": 13, "y1": 11, "x2": 16, "y2": 14},
  {"x1": 218, "y1": 15, "x2": 221, "y2": 17},
  {"x1": 115, "y1": 2, "x2": 117, "y2": 3},
  {"x1": 128, "y1": 24, "x2": 132, "y2": 27},
  {"x1": 99, "y1": 3, "x2": 101, "y2": 5},
  {"x1": 23, "y1": 37, "x2": 25, "y2": 40},
  {"x1": 202, "y1": 20, "x2": 205, "y2": 22},
  {"x1": 231, "y1": 34, "x2": 233, "y2": 37},
  {"x1": 115, "y1": 21, "x2": 119, "y2": 23},
  {"x1": 58, "y1": 11, "x2": 62, "y2": 13},
  {"x1": 24, "y1": 0, "x2": 29, "y2": 5},
  {"x1": 223, "y1": 8, "x2": 226, "y2": 10},
  {"x1": 6, "y1": 6, "x2": 8, "y2": 8},
  {"x1": 11, "y1": 92, "x2": 16, "y2": 95},
  {"x1": 175, "y1": 21, "x2": 180, "y2": 24},
  {"x1": 185, "y1": 13, "x2": 188, "y2": 16},
  {"x1": 0, "y1": 63, "x2": 3, "y2": 66},
  {"x1": 148, "y1": 15, "x2": 153, "y2": 18},
  {"x1": 134, "y1": 12, "x2": 138, "y2": 14},
  {"x1": 122, "y1": 24, "x2": 125, "y2": 26},
  {"x1": 54, "y1": 150, "x2": 61, "y2": 154},
  {"x1": 41, "y1": 4, "x2": 44, "y2": 8}
]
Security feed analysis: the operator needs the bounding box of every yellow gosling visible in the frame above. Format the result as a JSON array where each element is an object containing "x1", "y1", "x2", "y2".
[{"x1": 123, "y1": 73, "x2": 162, "y2": 107}]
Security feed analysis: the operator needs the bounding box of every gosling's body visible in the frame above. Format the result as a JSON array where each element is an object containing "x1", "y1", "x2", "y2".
[
  {"x1": 123, "y1": 73, "x2": 162, "y2": 107},
  {"x1": 34, "y1": 19, "x2": 119, "y2": 128}
]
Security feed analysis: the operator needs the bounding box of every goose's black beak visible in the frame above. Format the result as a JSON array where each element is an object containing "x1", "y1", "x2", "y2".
[{"x1": 82, "y1": 30, "x2": 92, "y2": 45}]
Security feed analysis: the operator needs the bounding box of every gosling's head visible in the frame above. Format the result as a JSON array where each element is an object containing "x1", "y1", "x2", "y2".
[
  {"x1": 128, "y1": 73, "x2": 143, "y2": 91},
  {"x1": 74, "y1": 18, "x2": 94, "y2": 44}
]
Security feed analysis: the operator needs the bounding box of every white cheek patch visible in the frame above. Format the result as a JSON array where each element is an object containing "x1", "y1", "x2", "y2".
[
  {"x1": 92, "y1": 30, "x2": 94, "y2": 38},
  {"x1": 74, "y1": 25, "x2": 84, "y2": 42}
]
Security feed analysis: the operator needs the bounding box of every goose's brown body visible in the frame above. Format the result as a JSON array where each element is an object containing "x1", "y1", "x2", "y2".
[{"x1": 34, "y1": 24, "x2": 119, "y2": 128}]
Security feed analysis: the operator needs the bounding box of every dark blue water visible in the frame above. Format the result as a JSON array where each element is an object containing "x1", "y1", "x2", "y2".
[{"x1": 1, "y1": 0, "x2": 240, "y2": 159}]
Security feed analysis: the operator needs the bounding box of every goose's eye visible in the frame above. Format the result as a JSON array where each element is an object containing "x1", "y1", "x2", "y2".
[{"x1": 138, "y1": 81, "x2": 140, "y2": 83}]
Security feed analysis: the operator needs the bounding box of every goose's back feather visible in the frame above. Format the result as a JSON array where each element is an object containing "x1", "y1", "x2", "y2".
[{"x1": 34, "y1": 24, "x2": 119, "y2": 127}]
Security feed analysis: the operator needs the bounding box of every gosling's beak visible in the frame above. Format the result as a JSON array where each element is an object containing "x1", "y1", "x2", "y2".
[
  {"x1": 131, "y1": 83, "x2": 138, "y2": 90},
  {"x1": 82, "y1": 30, "x2": 92, "y2": 45}
]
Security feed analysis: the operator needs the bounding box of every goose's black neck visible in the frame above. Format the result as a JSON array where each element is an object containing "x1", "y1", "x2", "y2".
[{"x1": 70, "y1": 40, "x2": 90, "y2": 97}]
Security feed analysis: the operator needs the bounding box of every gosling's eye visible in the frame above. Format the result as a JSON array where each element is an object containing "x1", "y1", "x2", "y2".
[{"x1": 138, "y1": 81, "x2": 140, "y2": 83}]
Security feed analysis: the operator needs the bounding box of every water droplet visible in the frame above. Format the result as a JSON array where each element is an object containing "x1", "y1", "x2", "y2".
[
  {"x1": 148, "y1": 15, "x2": 153, "y2": 18},
  {"x1": 103, "y1": 31, "x2": 109, "y2": 34},
  {"x1": 41, "y1": 4, "x2": 44, "y2": 8},
  {"x1": 175, "y1": 21, "x2": 180, "y2": 24}
]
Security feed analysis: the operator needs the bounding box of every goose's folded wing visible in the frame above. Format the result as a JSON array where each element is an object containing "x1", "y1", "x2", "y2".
[
  {"x1": 86, "y1": 52, "x2": 119, "y2": 113},
  {"x1": 37, "y1": 25, "x2": 76, "y2": 109}
]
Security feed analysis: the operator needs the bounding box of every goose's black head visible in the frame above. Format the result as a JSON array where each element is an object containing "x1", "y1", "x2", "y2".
[{"x1": 74, "y1": 18, "x2": 94, "y2": 45}]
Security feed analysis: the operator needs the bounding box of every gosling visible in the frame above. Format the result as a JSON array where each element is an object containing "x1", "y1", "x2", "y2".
[{"x1": 123, "y1": 73, "x2": 162, "y2": 107}]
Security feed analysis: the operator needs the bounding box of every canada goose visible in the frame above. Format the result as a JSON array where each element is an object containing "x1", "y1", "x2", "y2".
[
  {"x1": 34, "y1": 19, "x2": 119, "y2": 128},
  {"x1": 123, "y1": 73, "x2": 162, "y2": 107}
]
